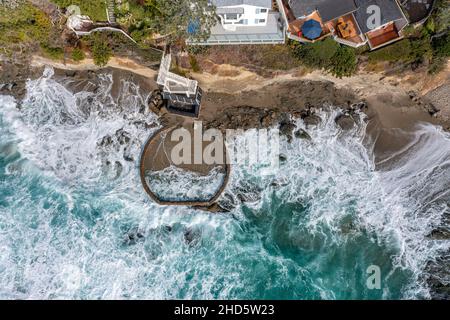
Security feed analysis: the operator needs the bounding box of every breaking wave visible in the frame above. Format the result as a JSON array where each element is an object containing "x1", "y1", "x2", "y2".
[
  {"x1": 0, "y1": 68, "x2": 448, "y2": 299},
  {"x1": 145, "y1": 166, "x2": 226, "y2": 202}
]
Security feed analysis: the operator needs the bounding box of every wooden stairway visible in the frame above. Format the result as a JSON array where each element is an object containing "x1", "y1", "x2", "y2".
[{"x1": 106, "y1": 0, "x2": 116, "y2": 24}]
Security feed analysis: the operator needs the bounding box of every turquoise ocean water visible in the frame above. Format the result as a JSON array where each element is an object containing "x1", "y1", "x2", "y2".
[{"x1": 0, "y1": 68, "x2": 449, "y2": 299}]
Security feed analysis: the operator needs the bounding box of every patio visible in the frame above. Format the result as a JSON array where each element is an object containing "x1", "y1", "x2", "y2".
[
  {"x1": 326, "y1": 13, "x2": 365, "y2": 45},
  {"x1": 287, "y1": 11, "x2": 331, "y2": 42},
  {"x1": 367, "y1": 22, "x2": 402, "y2": 49}
]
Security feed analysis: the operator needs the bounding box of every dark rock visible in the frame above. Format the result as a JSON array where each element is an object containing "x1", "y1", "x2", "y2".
[
  {"x1": 124, "y1": 227, "x2": 145, "y2": 245},
  {"x1": 65, "y1": 70, "x2": 76, "y2": 77},
  {"x1": 123, "y1": 146, "x2": 134, "y2": 162},
  {"x1": 350, "y1": 101, "x2": 368, "y2": 112},
  {"x1": 426, "y1": 254, "x2": 450, "y2": 300},
  {"x1": 335, "y1": 114, "x2": 355, "y2": 131},
  {"x1": 428, "y1": 228, "x2": 450, "y2": 240},
  {"x1": 115, "y1": 129, "x2": 131, "y2": 145},
  {"x1": 278, "y1": 114, "x2": 295, "y2": 142},
  {"x1": 235, "y1": 183, "x2": 262, "y2": 203},
  {"x1": 114, "y1": 161, "x2": 123, "y2": 178},
  {"x1": 260, "y1": 113, "x2": 275, "y2": 127},
  {"x1": 270, "y1": 179, "x2": 289, "y2": 188},
  {"x1": 148, "y1": 90, "x2": 165, "y2": 110},
  {"x1": 98, "y1": 135, "x2": 113, "y2": 147},
  {"x1": 123, "y1": 153, "x2": 134, "y2": 162},
  {"x1": 424, "y1": 103, "x2": 440, "y2": 116},
  {"x1": 302, "y1": 114, "x2": 321, "y2": 127},
  {"x1": 217, "y1": 192, "x2": 237, "y2": 212},
  {"x1": 408, "y1": 91, "x2": 417, "y2": 99},
  {"x1": 184, "y1": 228, "x2": 201, "y2": 246},
  {"x1": 200, "y1": 202, "x2": 230, "y2": 213},
  {"x1": 294, "y1": 129, "x2": 312, "y2": 140}
]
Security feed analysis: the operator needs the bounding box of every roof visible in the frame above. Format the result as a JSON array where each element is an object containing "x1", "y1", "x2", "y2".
[
  {"x1": 189, "y1": 12, "x2": 285, "y2": 45},
  {"x1": 288, "y1": 0, "x2": 357, "y2": 22},
  {"x1": 216, "y1": 7, "x2": 245, "y2": 14},
  {"x1": 354, "y1": 0, "x2": 406, "y2": 33},
  {"x1": 210, "y1": 0, "x2": 272, "y2": 8}
]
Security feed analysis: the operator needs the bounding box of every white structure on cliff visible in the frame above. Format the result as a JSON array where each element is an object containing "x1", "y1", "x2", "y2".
[
  {"x1": 155, "y1": 52, "x2": 203, "y2": 117},
  {"x1": 157, "y1": 53, "x2": 198, "y2": 97},
  {"x1": 189, "y1": 0, "x2": 285, "y2": 45}
]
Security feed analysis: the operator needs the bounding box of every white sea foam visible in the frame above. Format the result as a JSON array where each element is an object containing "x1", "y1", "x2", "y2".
[
  {"x1": 145, "y1": 165, "x2": 226, "y2": 202},
  {"x1": 0, "y1": 68, "x2": 449, "y2": 299},
  {"x1": 221, "y1": 110, "x2": 450, "y2": 298}
]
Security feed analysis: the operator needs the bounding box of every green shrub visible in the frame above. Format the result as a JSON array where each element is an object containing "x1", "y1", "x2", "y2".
[
  {"x1": 409, "y1": 36, "x2": 433, "y2": 63},
  {"x1": 433, "y1": 0, "x2": 450, "y2": 33},
  {"x1": 89, "y1": 34, "x2": 112, "y2": 66},
  {"x1": 71, "y1": 48, "x2": 85, "y2": 61},
  {"x1": 189, "y1": 55, "x2": 201, "y2": 72},
  {"x1": 429, "y1": 33, "x2": 450, "y2": 74},
  {"x1": 290, "y1": 38, "x2": 357, "y2": 77},
  {"x1": 50, "y1": 0, "x2": 107, "y2": 21},
  {"x1": 329, "y1": 46, "x2": 357, "y2": 78},
  {"x1": 0, "y1": 3, "x2": 52, "y2": 48},
  {"x1": 41, "y1": 43, "x2": 64, "y2": 60},
  {"x1": 368, "y1": 39, "x2": 412, "y2": 62},
  {"x1": 290, "y1": 38, "x2": 339, "y2": 69},
  {"x1": 432, "y1": 33, "x2": 450, "y2": 58},
  {"x1": 187, "y1": 45, "x2": 210, "y2": 55}
]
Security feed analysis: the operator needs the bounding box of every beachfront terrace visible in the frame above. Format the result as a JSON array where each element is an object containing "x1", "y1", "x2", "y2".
[
  {"x1": 367, "y1": 22, "x2": 403, "y2": 50},
  {"x1": 286, "y1": 10, "x2": 331, "y2": 43},
  {"x1": 326, "y1": 13, "x2": 366, "y2": 47},
  {"x1": 188, "y1": 11, "x2": 285, "y2": 45}
]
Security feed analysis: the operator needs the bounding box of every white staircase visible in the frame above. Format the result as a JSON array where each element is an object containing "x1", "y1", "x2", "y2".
[
  {"x1": 157, "y1": 53, "x2": 198, "y2": 97},
  {"x1": 106, "y1": 0, "x2": 116, "y2": 24}
]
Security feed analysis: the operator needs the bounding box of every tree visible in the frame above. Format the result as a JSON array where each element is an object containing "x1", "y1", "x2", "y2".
[
  {"x1": 90, "y1": 33, "x2": 111, "y2": 66},
  {"x1": 151, "y1": 0, "x2": 217, "y2": 43}
]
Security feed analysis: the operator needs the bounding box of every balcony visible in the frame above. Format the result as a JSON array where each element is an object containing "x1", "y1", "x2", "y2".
[
  {"x1": 367, "y1": 22, "x2": 403, "y2": 50},
  {"x1": 326, "y1": 13, "x2": 366, "y2": 47}
]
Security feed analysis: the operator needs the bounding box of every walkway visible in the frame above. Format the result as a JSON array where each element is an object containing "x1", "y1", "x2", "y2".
[{"x1": 106, "y1": 0, "x2": 116, "y2": 24}]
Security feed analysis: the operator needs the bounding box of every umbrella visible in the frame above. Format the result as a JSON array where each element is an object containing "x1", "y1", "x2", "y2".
[
  {"x1": 302, "y1": 19, "x2": 322, "y2": 40},
  {"x1": 187, "y1": 20, "x2": 200, "y2": 35}
]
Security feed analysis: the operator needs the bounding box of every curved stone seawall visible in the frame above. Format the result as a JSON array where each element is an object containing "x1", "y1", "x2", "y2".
[{"x1": 139, "y1": 126, "x2": 230, "y2": 208}]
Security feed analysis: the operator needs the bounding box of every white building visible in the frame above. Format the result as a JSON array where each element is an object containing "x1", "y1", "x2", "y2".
[
  {"x1": 189, "y1": 0, "x2": 285, "y2": 45},
  {"x1": 214, "y1": 0, "x2": 271, "y2": 31}
]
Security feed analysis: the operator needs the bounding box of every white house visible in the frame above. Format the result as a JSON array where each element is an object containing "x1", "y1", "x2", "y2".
[
  {"x1": 189, "y1": 0, "x2": 285, "y2": 45},
  {"x1": 213, "y1": 0, "x2": 272, "y2": 31}
]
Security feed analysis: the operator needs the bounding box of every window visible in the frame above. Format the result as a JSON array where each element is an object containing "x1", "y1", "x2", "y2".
[
  {"x1": 225, "y1": 13, "x2": 239, "y2": 20},
  {"x1": 255, "y1": 19, "x2": 266, "y2": 24},
  {"x1": 256, "y1": 8, "x2": 268, "y2": 14},
  {"x1": 260, "y1": 9, "x2": 267, "y2": 13}
]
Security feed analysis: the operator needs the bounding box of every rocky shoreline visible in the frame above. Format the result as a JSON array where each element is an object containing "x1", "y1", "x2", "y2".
[{"x1": 1, "y1": 58, "x2": 449, "y2": 299}]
